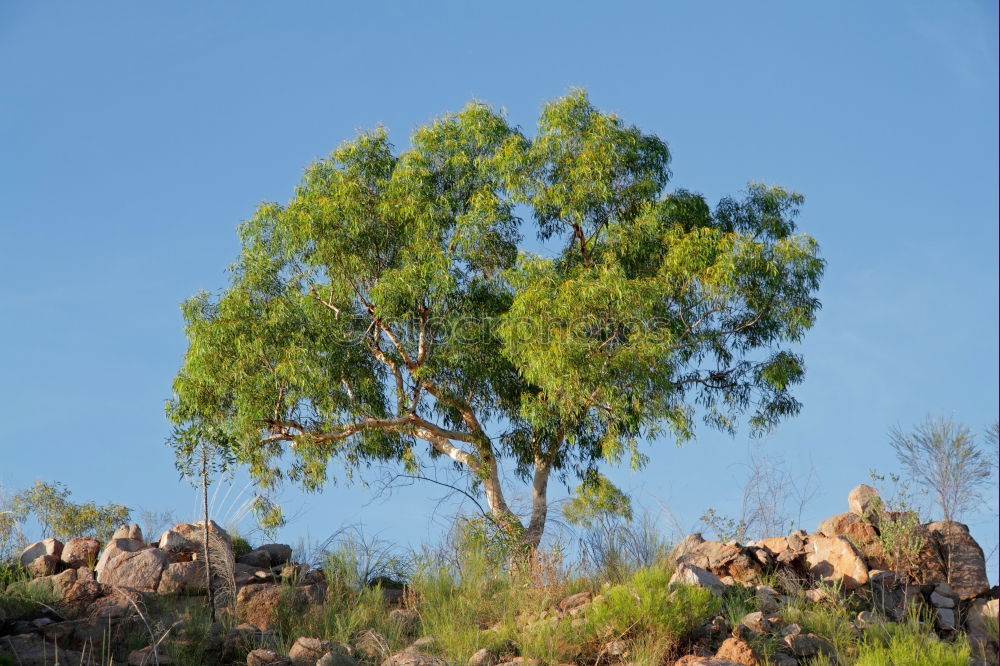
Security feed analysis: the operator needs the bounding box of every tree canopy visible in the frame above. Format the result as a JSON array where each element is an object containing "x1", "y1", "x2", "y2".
[{"x1": 167, "y1": 91, "x2": 824, "y2": 547}]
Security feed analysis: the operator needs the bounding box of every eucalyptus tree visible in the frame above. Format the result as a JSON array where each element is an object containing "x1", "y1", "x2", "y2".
[{"x1": 167, "y1": 91, "x2": 824, "y2": 549}]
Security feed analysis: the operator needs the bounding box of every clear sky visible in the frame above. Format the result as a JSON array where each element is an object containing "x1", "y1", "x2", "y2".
[{"x1": 1, "y1": 1, "x2": 997, "y2": 574}]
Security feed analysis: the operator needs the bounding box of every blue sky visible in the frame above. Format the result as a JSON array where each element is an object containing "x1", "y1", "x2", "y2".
[{"x1": 1, "y1": 2, "x2": 997, "y2": 573}]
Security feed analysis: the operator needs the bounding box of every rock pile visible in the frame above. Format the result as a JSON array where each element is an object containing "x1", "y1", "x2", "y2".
[{"x1": 2, "y1": 485, "x2": 997, "y2": 666}]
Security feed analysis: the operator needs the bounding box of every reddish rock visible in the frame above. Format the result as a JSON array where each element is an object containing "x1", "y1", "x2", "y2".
[
  {"x1": 848, "y1": 484, "x2": 881, "y2": 518},
  {"x1": 926, "y1": 521, "x2": 990, "y2": 600},
  {"x1": 237, "y1": 583, "x2": 304, "y2": 630},
  {"x1": 804, "y1": 535, "x2": 869, "y2": 590},
  {"x1": 157, "y1": 560, "x2": 208, "y2": 595},
  {"x1": 61, "y1": 537, "x2": 101, "y2": 569},
  {"x1": 715, "y1": 637, "x2": 760, "y2": 665}
]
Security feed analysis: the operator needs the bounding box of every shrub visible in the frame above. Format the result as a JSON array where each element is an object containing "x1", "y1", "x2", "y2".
[
  {"x1": 587, "y1": 565, "x2": 720, "y2": 662},
  {"x1": 10, "y1": 480, "x2": 130, "y2": 542},
  {"x1": 230, "y1": 534, "x2": 252, "y2": 559}
]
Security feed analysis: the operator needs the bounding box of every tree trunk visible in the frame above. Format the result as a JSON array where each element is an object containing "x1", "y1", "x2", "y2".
[{"x1": 201, "y1": 441, "x2": 216, "y2": 623}]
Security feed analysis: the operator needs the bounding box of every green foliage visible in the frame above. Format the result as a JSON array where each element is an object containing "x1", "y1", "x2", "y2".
[
  {"x1": 866, "y1": 471, "x2": 927, "y2": 577},
  {"x1": 562, "y1": 472, "x2": 632, "y2": 528},
  {"x1": 230, "y1": 534, "x2": 252, "y2": 559},
  {"x1": 588, "y1": 566, "x2": 719, "y2": 645},
  {"x1": 854, "y1": 608, "x2": 971, "y2": 666},
  {"x1": 167, "y1": 90, "x2": 824, "y2": 545},
  {"x1": 10, "y1": 480, "x2": 130, "y2": 542}
]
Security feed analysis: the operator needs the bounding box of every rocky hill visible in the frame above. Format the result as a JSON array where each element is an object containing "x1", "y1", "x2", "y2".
[{"x1": 2, "y1": 485, "x2": 997, "y2": 666}]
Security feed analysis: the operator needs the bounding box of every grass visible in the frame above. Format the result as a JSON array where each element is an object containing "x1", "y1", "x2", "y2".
[{"x1": 0, "y1": 522, "x2": 985, "y2": 666}]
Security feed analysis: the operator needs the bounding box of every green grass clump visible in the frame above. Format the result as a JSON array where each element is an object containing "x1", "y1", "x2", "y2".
[
  {"x1": 855, "y1": 620, "x2": 971, "y2": 666},
  {"x1": 584, "y1": 565, "x2": 720, "y2": 665}
]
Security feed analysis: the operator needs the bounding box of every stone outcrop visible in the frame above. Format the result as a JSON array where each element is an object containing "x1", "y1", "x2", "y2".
[{"x1": 926, "y1": 520, "x2": 990, "y2": 600}]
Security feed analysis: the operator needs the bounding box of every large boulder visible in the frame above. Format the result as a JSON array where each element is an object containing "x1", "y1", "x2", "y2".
[
  {"x1": 847, "y1": 484, "x2": 881, "y2": 518},
  {"x1": 97, "y1": 547, "x2": 168, "y2": 593},
  {"x1": 111, "y1": 524, "x2": 144, "y2": 542},
  {"x1": 19, "y1": 538, "x2": 64, "y2": 571},
  {"x1": 238, "y1": 548, "x2": 274, "y2": 568},
  {"x1": 926, "y1": 521, "x2": 990, "y2": 600},
  {"x1": 260, "y1": 543, "x2": 294, "y2": 566},
  {"x1": 236, "y1": 583, "x2": 312, "y2": 630},
  {"x1": 0, "y1": 633, "x2": 86, "y2": 666},
  {"x1": 157, "y1": 560, "x2": 209, "y2": 595},
  {"x1": 95, "y1": 538, "x2": 148, "y2": 575},
  {"x1": 804, "y1": 535, "x2": 869, "y2": 590},
  {"x1": 61, "y1": 537, "x2": 101, "y2": 569}
]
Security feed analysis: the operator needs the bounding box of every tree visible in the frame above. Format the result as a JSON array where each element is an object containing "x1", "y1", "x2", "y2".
[
  {"x1": 10, "y1": 481, "x2": 130, "y2": 542},
  {"x1": 167, "y1": 91, "x2": 824, "y2": 549},
  {"x1": 889, "y1": 415, "x2": 995, "y2": 524}
]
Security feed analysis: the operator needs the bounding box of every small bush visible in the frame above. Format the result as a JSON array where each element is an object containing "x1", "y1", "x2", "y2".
[
  {"x1": 586, "y1": 565, "x2": 720, "y2": 663},
  {"x1": 230, "y1": 534, "x2": 252, "y2": 559}
]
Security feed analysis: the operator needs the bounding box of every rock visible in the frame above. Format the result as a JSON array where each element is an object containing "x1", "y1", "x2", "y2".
[
  {"x1": 783, "y1": 632, "x2": 833, "y2": 658},
  {"x1": 756, "y1": 537, "x2": 789, "y2": 556},
  {"x1": 669, "y1": 533, "x2": 707, "y2": 564},
  {"x1": 389, "y1": 608, "x2": 421, "y2": 634},
  {"x1": 930, "y1": 590, "x2": 955, "y2": 608},
  {"x1": 669, "y1": 563, "x2": 727, "y2": 597},
  {"x1": 318, "y1": 653, "x2": 358, "y2": 666},
  {"x1": 19, "y1": 539, "x2": 65, "y2": 577},
  {"x1": 239, "y1": 549, "x2": 274, "y2": 568},
  {"x1": 714, "y1": 637, "x2": 759, "y2": 665},
  {"x1": 935, "y1": 607, "x2": 956, "y2": 631},
  {"x1": 755, "y1": 585, "x2": 779, "y2": 614},
  {"x1": 60, "y1": 579, "x2": 107, "y2": 617},
  {"x1": 128, "y1": 645, "x2": 172, "y2": 664},
  {"x1": 405, "y1": 637, "x2": 435, "y2": 653},
  {"x1": 967, "y1": 598, "x2": 999, "y2": 635},
  {"x1": 848, "y1": 484, "x2": 881, "y2": 518},
  {"x1": 112, "y1": 524, "x2": 144, "y2": 542},
  {"x1": 741, "y1": 611, "x2": 776, "y2": 634},
  {"x1": 817, "y1": 512, "x2": 879, "y2": 545},
  {"x1": 926, "y1": 521, "x2": 990, "y2": 600},
  {"x1": 856, "y1": 611, "x2": 878, "y2": 628},
  {"x1": 381, "y1": 653, "x2": 447, "y2": 666},
  {"x1": 26, "y1": 554, "x2": 61, "y2": 577},
  {"x1": 158, "y1": 528, "x2": 194, "y2": 552},
  {"x1": 804, "y1": 535, "x2": 869, "y2": 590},
  {"x1": 260, "y1": 543, "x2": 293, "y2": 566},
  {"x1": 468, "y1": 648, "x2": 499, "y2": 666},
  {"x1": 98, "y1": 547, "x2": 168, "y2": 592},
  {"x1": 95, "y1": 537, "x2": 148, "y2": 574},
  {"x1": 157, "y1": 560, "x2": 208, "y2": 595},
  {"x1": 166, "y1": 521, "x2": 233, "y2": 558},
  {"x1": 61, "y1": 537, "x2": 101, "y2": 569},
  {"x1": 87, "y1": 588, "x2": 140, "y2": 619},
  {"x1": 248, "y1": 648, "x2": 292, "y2": 666},
  {"x1": 678, "y1": 542, "x2": 762, "y2": 582},
  {"x1": 557, "y1": 591, "x2": 592, "y2": 613},
  {"x1": 300, "y1": 582, "x2": 328, "y2": 605},
  {"x1": 804, "y1": 588, "x2": 827, "y2": 603},
  {"x1": 0, "y1": 633, "x2": 86, "y2": 666},
  {"x1": 674, "y1": 658, "x2": 744, "y2": 666},
  {"x1": 237, "y1": 583, "x2": 306, "y2": 631},
  {"x1": 289, "y1": 637, "x2": 352, "y2": 666}
]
